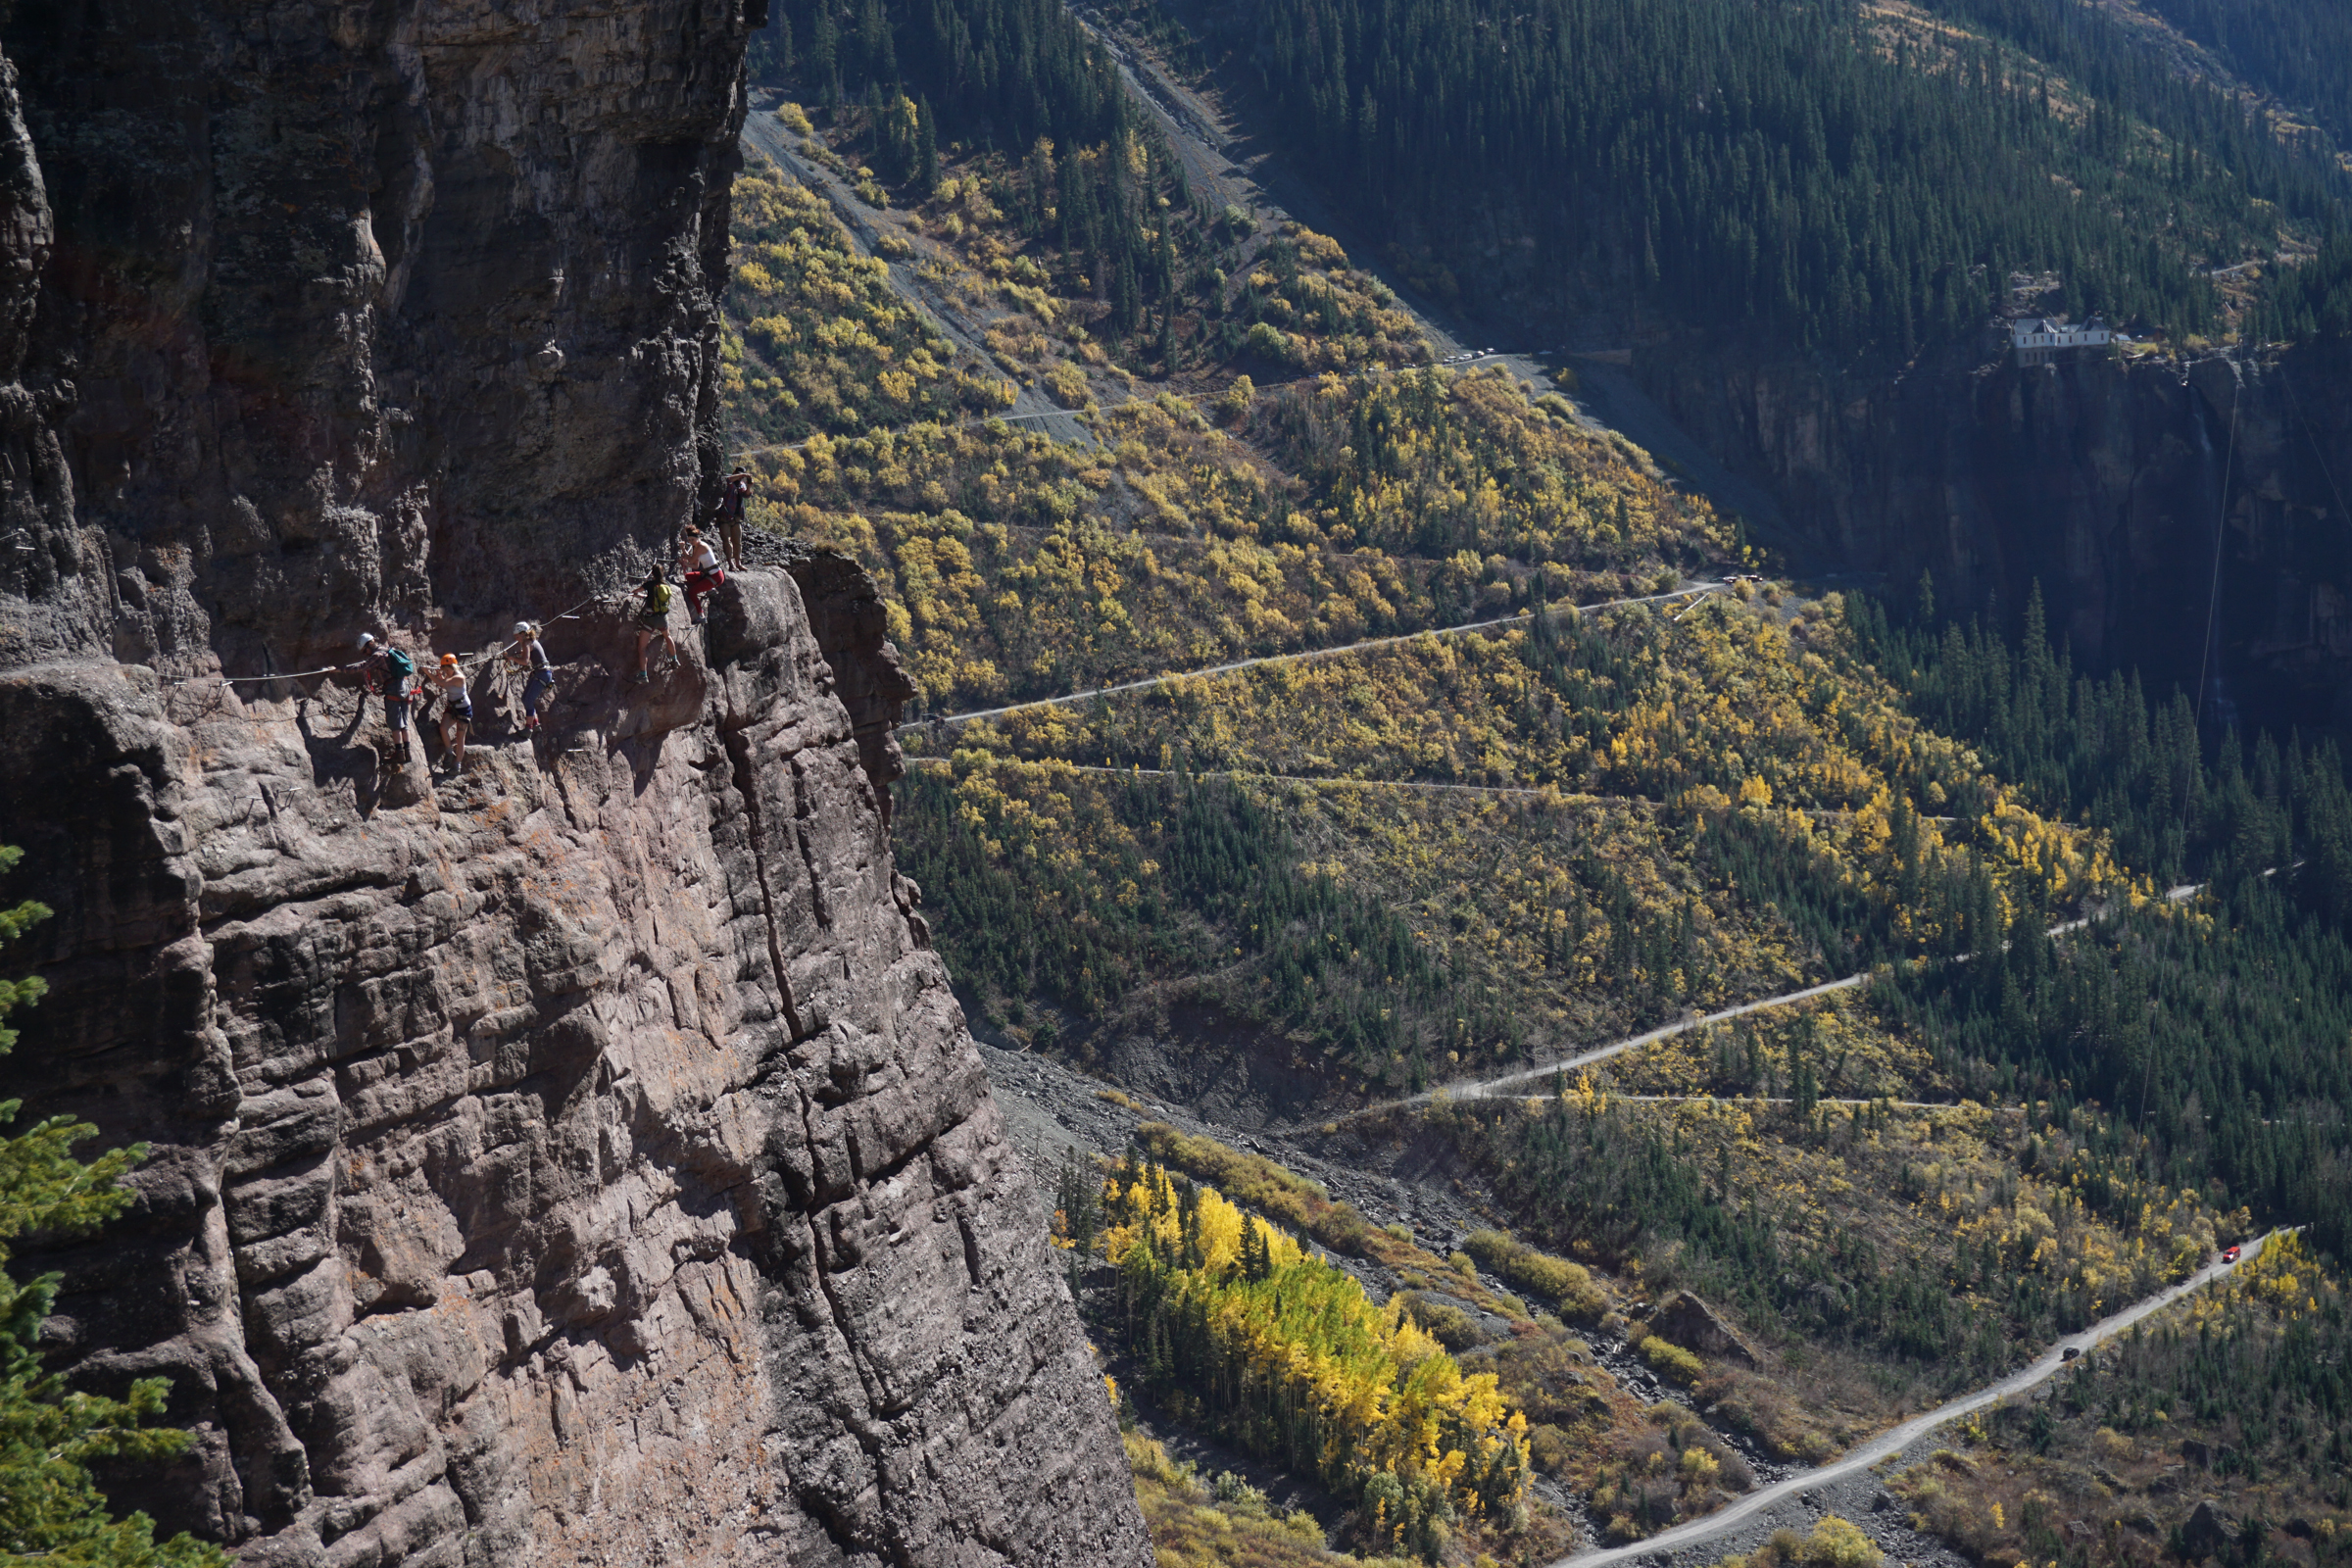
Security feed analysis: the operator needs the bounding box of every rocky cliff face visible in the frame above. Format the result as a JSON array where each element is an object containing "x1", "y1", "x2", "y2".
[
  {"x1": 1640, "y1": 335, "x2": 2352, "y2": 735},
  {"x1": 0, "y1": 4, "x2": 1148, "y2": 1565}
]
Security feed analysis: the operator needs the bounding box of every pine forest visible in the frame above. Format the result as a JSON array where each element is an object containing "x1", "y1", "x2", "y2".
[{"x1": 718, "y1": 0, "x2": 2352, "y2": 1562}]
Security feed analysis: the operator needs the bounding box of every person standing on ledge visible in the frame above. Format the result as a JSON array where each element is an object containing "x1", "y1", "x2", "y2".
[
  {"x1": 429, "y1": 653, "x2": 473, "y2": 771},
  {"x1": 354, "y1": 631, "x2": 416, "y2": 763},
  {"x1": 505, "y1": 621, "x2": 555, "y2": 732},
  {"x1": 679, "y1": 525, "x2": 724, "y2": 624},
  {"x1": 717, "y1": 466, "x2": 752, "y2": 571}
]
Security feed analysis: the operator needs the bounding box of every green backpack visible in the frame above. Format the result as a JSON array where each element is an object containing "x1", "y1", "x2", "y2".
[
  {"x1": 647, "y1": 581, "x2": 674, "y2": 614},
  {"x1": 384, "y1": 648, "x2": 415, "y2": 682}
]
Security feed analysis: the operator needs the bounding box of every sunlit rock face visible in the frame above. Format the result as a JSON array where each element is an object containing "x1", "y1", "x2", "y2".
[{"x1": 0, "y1": 5, "x2": 1149, "y2": 1564}]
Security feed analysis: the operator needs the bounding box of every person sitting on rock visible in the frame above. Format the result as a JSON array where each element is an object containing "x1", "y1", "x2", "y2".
[
  {"x1": 679, "y1": 526, "x2": 724, "y2": 624},
  {"x1": 716, "y1": 466, "x2": 753, "y2": 570},
  {"x1": 354, "y1": 631, "x2": 416, "y2": 763},
  {"x1": 505, "y1": 621, "x2": 556, "y2": 732},
  {"x1": 632, "y1": 567, "x2": 680, "y2": 684},
  {"x1": 428, "y1": 653, "x2": 473, "y2": 771}
]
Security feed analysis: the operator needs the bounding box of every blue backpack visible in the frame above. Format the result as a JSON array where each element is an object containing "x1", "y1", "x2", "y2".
[{"x1": 385, "y1": 648, "x2": 415, "y2": 683}]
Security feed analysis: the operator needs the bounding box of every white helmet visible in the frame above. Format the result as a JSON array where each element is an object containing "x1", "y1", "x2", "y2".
[
  {"x1": 357, "y1": 632, "x2": 376, "y2": 649},
  {"x1": 513, "y1": 621, "x2": 534, "y2": 638}
]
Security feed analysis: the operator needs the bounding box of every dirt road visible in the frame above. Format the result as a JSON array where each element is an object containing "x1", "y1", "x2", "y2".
[
  {"x1": 1341, "y1": 902, "x2": 2110, "y2": 1121},
  {"x1": 1550, "y1": 1233, "x2": 2283, "y2": 1568},
  {"x1": 899, "y1": 582, "x2": 1719, "y2": 730},
  {"x1": 1332, "y1": 971, "x2": 1873, "y2": 1123},
  {"x1": 737, "y1": 94, "x2": 1095, "y2": 447}
]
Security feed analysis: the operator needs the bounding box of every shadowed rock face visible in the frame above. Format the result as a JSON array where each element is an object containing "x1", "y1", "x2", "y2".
[
  {"x1": 0, "y1": 5, "x2": 1148, "y2": 1566},
  {"x1": 1640, "y1": 335, "x2": 2352, "y2": 736},
  {"x1": 1649, "y1": 1292, "x2": 1756, "y2": 1369}
]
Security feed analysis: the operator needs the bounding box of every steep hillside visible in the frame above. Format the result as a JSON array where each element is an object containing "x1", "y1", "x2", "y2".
[
  {"x1": 1156, "y1": 0, "x2": 2347, "y2": 361},
  {"x1": 6, "y1": 1, "x2": 2344, "y2": 1565},
  {"x1": 1091, "y1": 0, "x2": 2352, "y2": 729},
  {"x1": 722, "y1": 8, "x2": 2352, "y2": 1562}
]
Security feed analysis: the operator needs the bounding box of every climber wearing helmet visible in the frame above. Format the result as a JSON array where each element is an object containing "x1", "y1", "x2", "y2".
[
  {"x1": 505, "y1": 621, "x2": 555, "y2": 732},
  {"x1": 679, "y1": 526, "x2": 724, "y2": 624},
  {"x1": 428, "y1": 653, "x2": 473, "y2": 771},
  {"x1": 354, "y1": 631, "x2": 416, "y2": 763},
  {"x1": 632, "y1": 565, "x2": 680, "y2": 684}
]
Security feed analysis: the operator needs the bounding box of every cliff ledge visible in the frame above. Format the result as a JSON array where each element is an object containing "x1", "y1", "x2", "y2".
[{"x1": 0, "y1": 4, "x2": 1147, "y2": 1564}]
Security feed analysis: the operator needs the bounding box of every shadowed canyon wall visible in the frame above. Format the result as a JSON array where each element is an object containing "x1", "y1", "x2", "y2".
[
  {"x1": 0, "y1": 3, "x2": 1148, "y2": 1564},
  {"x1": 1363, "y1": 200, "x2": 2352, "y2": 731},
  {"x1": 1639, "y1": 336, "x2": 2352, "y2": 737}
]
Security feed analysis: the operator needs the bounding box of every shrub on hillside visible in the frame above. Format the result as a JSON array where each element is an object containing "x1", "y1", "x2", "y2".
[
  {"x1": 1133, "y1": 1121, "x2": 1375, "y2": 1254},
  {"x1": 1463, "y1": 1230, "x2": 1607, "y2": 1319},
  {"x1": 1638, "y1": 1335, "x2": 1705, "y2": 1384}
]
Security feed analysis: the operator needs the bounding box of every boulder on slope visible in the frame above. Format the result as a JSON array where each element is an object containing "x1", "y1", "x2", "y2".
[{"x1": 1651, "y1": 1290, "x2": 1759, "y2": 1367}]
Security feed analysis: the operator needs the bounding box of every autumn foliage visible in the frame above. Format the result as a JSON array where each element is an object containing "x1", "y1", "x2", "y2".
[{"x1": 1099, "y1": 1157, "x2": 1529, "y2": 1558}]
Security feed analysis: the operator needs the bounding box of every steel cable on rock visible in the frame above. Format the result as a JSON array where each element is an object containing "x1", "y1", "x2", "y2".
[{"x1": 150, "y1": 593, "x2": 613, "y2": 708}]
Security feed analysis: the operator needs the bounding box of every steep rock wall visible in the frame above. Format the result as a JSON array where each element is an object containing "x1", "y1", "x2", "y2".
[
  {"x1": 1640, "y1": 336, "x2": 2352, "y2": 735},
  {"x1": 0, "y1": 4, "x2": 1148, "y2": 1565}
]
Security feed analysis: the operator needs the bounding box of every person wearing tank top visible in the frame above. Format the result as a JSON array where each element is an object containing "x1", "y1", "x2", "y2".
[{"x1": 680, "y1": 526, "x2": 725, "y2": 624}]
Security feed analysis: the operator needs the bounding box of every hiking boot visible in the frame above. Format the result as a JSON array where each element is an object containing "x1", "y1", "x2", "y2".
[{"x1": 632, "y1": 668, "x2": 651, "y2": 685}]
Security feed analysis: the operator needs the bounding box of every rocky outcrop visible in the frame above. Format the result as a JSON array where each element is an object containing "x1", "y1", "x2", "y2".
[
  {"x1": 0, "y1": 4, "x2": 1147, "y2": 1565},
  {"x1": 1640, "y1": 333, "x2": 2352, "y2": 735},
  {"x1": 1649, "y1": 1291, "x2": 1757, "y2": 1368},
  {"x1": 2182, "y1": 1498, "x2": 2235, "y2": 1560}
]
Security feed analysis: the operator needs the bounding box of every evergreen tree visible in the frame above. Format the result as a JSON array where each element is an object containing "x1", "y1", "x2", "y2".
[
  {"x1": 1206, "y1": 0, "x2": 2350, "y2": 363},
  {"x1": 915, "y1": 95, "x2": 940, "y2": 195},
  {"x1": 0, "y1": 847, "x2": 224, "y2": 1567},
  {"x1": 1844, "y1": 596, "x2": 2352, "y2": 1257},
  {"x1": 778, "y1": 0, "x2": 1208, "y2": 339}
]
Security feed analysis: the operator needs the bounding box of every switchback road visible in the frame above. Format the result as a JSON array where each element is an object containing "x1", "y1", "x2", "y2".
[
  {"x1": 898, "y1": 583, "x2": 1719, "y2": 730},
  {"x1": 1331, "y1": 971, "x2": 1871, "y2": 1122},
  {"x1": 1550, "y1": 1233, "x2": 2283, "y2": 1568},
  {"x1": 1342, "y1": 911, "x2": 2104, "y2": 1123}
]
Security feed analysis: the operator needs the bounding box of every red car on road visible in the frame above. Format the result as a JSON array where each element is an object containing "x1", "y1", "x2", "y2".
[{"x1": 2222, "y1": 1245, "x2": 2241, "y2": 1264}]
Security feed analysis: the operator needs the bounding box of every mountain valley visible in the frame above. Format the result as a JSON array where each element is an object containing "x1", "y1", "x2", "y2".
[
  {"x1": 0, "y1": 0, "x2": 2348, "y2": 1565},
  {"x1": 708, "y1": 0, "x2": 2352, "y2": 1559}
]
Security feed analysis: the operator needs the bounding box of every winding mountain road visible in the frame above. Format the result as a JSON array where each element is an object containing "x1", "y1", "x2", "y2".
[
  {"x1": 1338, "y1": 905, "x2": 2110, "y2": 1123},
  {"x1": 1550, "y1": 1232, "x2": 2283, "y2": 1568},
  {"x1": 737, "y1": 92, "x2": 1097, "y2": 448},
  {"x1": 897, "y1": 582, "x2": 1719, "y2": 730},
  {"x1": 1331, "y1": 971, "x2": 1873, "y2": 1123}
]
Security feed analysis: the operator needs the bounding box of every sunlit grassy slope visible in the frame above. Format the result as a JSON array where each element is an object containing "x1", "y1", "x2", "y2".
[{"x1": 717, "y1": 97, "x2": 2338, "y2": 1565}]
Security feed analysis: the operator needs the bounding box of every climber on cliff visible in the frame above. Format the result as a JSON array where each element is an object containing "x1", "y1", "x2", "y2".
[
  {"x1": 354, "y1": 631, "x2": 416, "y2": 763},
  {"x1": 505, "y1": 622, "x2": 556, "y2": 732},
  {"x1": 632, "y1": 566, "x2": 680, "y2": 684},
  {"x1": 716, "y1": 466, "x2": 753, "y2": 570},
  {"x1": 429, "y1": 654, "x2": 473, "y2": 771},
  {"x1": 679, "y1": 525, "x2": 724, "y2": 624}
]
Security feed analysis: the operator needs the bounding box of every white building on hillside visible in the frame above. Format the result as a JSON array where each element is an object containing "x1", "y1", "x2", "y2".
[{"x1": 2011, "y1": 317, "x2": 2112, "y2": 365}]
